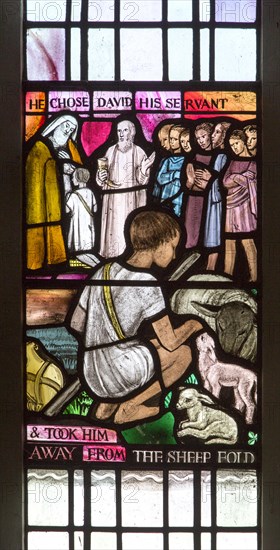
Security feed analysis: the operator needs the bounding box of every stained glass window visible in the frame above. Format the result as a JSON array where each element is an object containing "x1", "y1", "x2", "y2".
[{"x1": 23, "y1": 1, "x2": 262, "y2": 549}]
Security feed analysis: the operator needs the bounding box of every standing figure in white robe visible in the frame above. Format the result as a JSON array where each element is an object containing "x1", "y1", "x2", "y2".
[
  {"x1": 96, "y1": 120, "x2": 155, "y2": 258},
  {"x1": 65, "y1": 167, "x2": 97, "y2": 253}
]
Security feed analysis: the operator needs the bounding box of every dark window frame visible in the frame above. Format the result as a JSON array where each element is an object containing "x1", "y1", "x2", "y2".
[{"x1": 0, "y1": 1, "x2": 279, "y2": 549}]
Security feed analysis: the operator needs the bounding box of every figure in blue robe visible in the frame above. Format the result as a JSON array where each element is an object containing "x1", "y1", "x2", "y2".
[
  {"x1": 154, "y1": 155, "x2": 185, "y2": 217},
  {"x1": 204, "y1": 153, "x2": 227, "y2": 248}
]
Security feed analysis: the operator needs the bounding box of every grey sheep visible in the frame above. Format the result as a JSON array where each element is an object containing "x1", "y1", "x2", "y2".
[{"x1": 170, "y1": 274, "x2": 257, "y2": 363}]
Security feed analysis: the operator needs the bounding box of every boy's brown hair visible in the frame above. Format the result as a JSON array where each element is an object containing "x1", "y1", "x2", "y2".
[{"x1": 129, "y1": 211, "x2": 181, "y2": 251}]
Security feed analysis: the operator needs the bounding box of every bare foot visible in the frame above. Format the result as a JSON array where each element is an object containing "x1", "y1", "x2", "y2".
[{"x1": 94, "y1": 402, "x2": 119, "y2": 420}]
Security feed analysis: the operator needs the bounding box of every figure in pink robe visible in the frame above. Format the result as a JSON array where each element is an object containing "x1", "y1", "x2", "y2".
[{"x1": 223, "y1": 157, "x2": 257, "y2": 281}]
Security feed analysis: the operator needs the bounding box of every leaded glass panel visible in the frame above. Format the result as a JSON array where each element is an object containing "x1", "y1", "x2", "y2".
[{"x1": 23, "y1": 1, "x2": 261, "y2": 549}]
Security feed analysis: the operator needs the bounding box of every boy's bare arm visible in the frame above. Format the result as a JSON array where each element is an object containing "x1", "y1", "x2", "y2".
[{"x1": 152, "y1": 315, "x2": 203, "y2": 352}]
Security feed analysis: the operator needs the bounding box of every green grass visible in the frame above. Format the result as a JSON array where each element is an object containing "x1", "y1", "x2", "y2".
[
  {"x1": 63, "y1": 391, "x2": 93, "y2": 416},
  {"x1": 122, "y1": 412, "x2": 176, "y2": 445}
]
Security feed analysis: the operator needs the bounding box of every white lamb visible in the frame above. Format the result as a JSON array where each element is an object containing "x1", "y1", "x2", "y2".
[
  {"x1": 196, "y1": 332, "x2": 257, "y2": 424},
  {"x1": 176, "y1": 387, "x2": 238, "y2": 445}
]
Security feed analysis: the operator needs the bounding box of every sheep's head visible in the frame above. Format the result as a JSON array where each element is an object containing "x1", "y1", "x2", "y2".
[
  {"x1": 176, "y1": 387, "x2": 198, "y2": 410},
  {"x1": 176, "y1": 387, "x2": 215, "y2": 412},
  {"x1": 196, "y1": 332, "x2": 217, "y2": 365},
  {"x1": 196, "y1": 332, "x2": 215, "y2": 352},
  {"x1": 216, "y1": 302, "x2": 256, "y2": 358}
]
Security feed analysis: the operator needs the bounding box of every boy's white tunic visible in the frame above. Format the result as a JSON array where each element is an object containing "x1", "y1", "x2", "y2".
[
  {"x1": 65, "y1": 188, "x2": 97, "y2": 252},
  {"x1": 71, "y1": 262, "x2": 166, "y2": 398}
]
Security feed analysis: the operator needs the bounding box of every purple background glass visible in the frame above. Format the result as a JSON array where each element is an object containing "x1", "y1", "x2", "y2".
[{"x1": 27, "y1": 28, "x2": 65, "y2": 81}]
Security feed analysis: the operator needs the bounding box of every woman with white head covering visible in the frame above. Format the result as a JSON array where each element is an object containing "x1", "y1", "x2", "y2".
[
  {"x1": 26, "y1": 114, "x2": 82, "y2": 270},
  {"x1": 42, "y1": 115, "x2": 78, "y2": 141}
]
